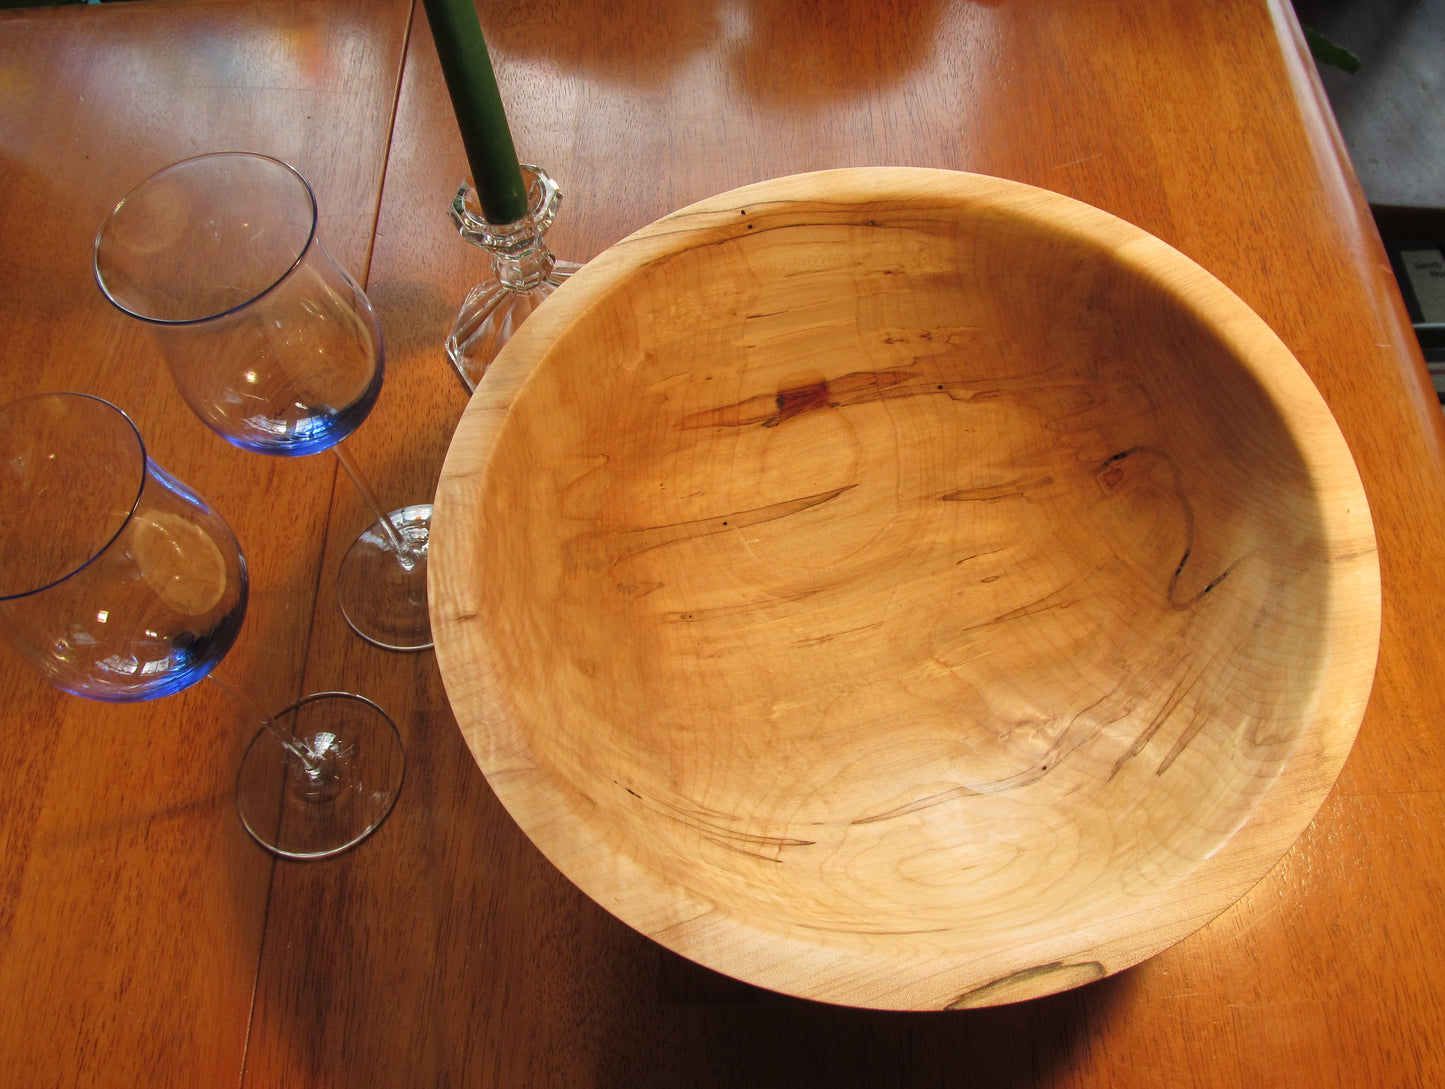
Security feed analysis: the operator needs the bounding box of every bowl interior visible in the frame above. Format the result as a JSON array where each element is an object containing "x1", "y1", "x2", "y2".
[{"x1": 432, "y1": 169, "x2": 1380, "y2": 1009}]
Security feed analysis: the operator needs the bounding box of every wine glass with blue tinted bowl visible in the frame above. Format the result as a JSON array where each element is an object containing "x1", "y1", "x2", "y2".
[
  {"x1": 0, "y1": 392, "x2": 404, "y2": 860},
  {"x1": 93, "y1": 152, "x2": 431, "y2": 652}
]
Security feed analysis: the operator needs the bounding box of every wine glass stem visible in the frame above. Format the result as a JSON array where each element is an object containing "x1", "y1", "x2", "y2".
[
  {"x1": 206, "y1": 669, "x2": 321, "y2": 772},
  {"x1": 331, "y1": 442, "x2": 421, "y2": 569}
]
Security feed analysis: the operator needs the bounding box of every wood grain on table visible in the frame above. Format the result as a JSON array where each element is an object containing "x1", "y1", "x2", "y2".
[{"x1": 1, "y1": 0, "x2": 1441, "y2": 1086}]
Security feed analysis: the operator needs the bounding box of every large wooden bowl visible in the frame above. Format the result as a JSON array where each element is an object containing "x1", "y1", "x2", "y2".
[{"x1": 430, "y1": 169, "x2": 1380, "y2": 1009}]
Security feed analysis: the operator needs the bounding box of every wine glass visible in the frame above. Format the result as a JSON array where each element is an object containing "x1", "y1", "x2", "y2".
[
  {"x1": 92, "y1": 151, "x2": 431, "y2": 652},
  {"x1": 0, "y1": 392, "x2": 404, "y2": 860}
]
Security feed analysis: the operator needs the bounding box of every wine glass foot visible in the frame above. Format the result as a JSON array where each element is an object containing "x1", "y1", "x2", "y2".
[
  {"x1": 235, "y1": 691, "x2": 405, "y2": 860},
  {"x1": 336, "y1": 503, "x2": 432, "y2": 652}
]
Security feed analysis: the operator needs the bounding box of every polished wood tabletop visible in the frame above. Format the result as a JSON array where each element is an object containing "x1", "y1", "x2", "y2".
[{"x1": 1, "y1": 0, "x2": 1441, "y2": 1085}]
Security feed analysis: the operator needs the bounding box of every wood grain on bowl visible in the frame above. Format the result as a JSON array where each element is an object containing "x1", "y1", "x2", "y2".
[{"x1": 430, "y1": 168, "x2": 1381, "y2": 1010}]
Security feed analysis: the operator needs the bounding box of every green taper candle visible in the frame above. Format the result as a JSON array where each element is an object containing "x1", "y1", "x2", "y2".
[{"x1": 420, "y1": 0, "x2": 530, "y2": 225}]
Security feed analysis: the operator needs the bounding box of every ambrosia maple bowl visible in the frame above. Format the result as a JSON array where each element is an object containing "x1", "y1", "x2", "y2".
[{"x1": 430, "y1": 168, "x2": 1380, "y2": 1009}]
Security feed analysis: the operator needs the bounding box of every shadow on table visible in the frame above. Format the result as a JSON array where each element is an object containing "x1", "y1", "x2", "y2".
[{"x1": 586, "y1": 943, "x2": 1136, "y2": 1089}]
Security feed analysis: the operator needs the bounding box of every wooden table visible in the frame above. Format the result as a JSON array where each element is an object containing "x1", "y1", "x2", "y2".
[{"x1": 1, "y1": 1, "x2": 1441, "y2": 1084}]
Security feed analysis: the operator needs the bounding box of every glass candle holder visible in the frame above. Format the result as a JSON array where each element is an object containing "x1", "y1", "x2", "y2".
[{"x1": 446, "y1": 164, "x2": 581, "y2": 392}]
